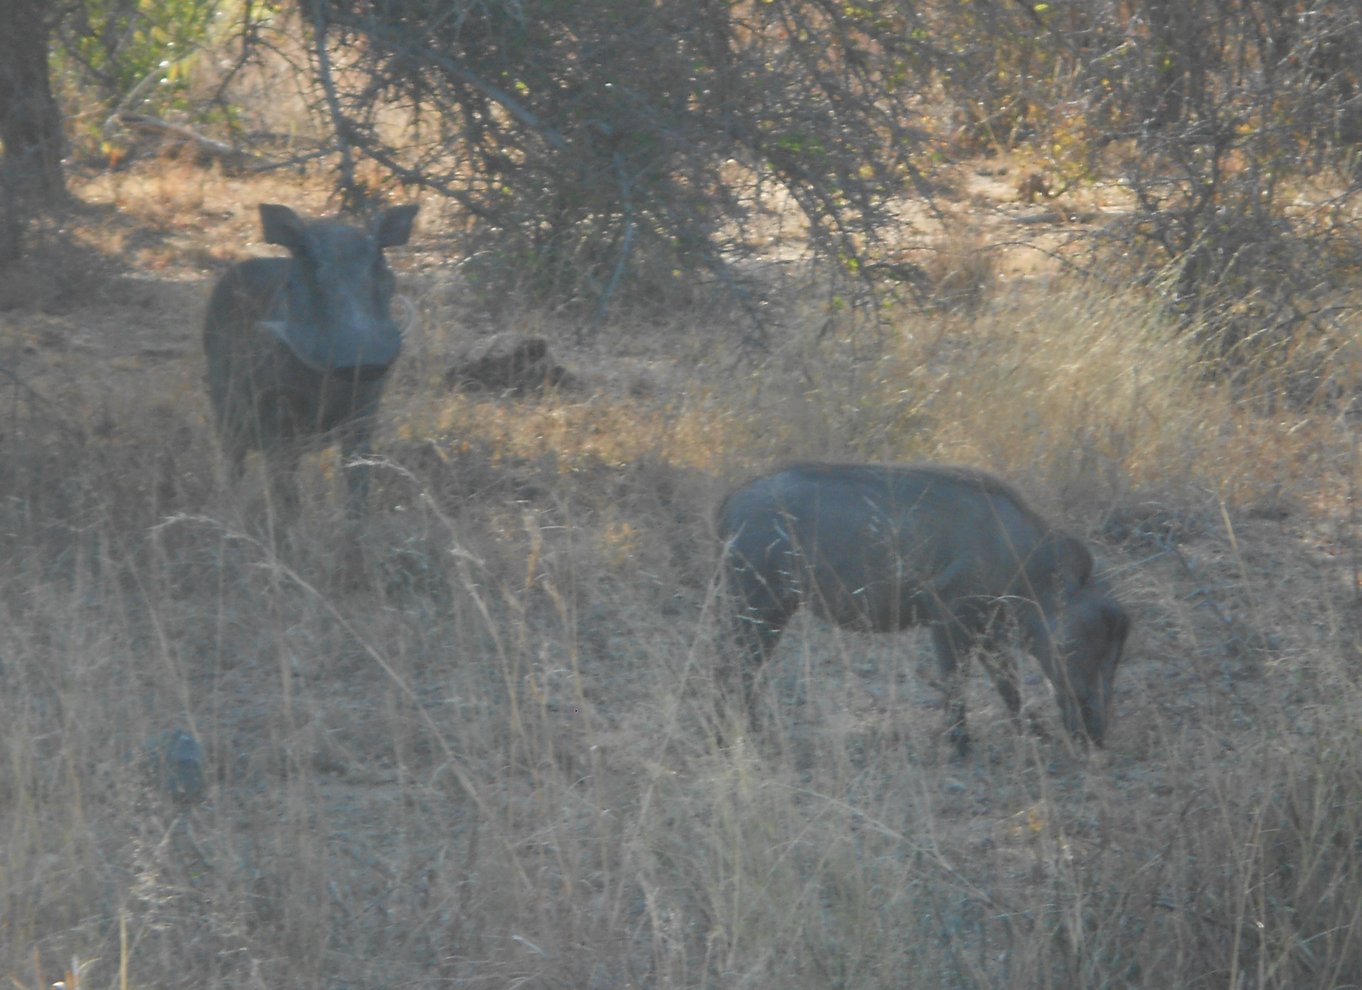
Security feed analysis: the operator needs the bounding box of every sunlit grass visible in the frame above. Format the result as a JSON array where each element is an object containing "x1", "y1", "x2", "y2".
[{"x1": 396, "y1": 389, "x2": 738, "y2": 474}]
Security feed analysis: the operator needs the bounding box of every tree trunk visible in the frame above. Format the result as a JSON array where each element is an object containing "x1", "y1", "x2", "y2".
[
  {"x1": 0, "y1": 0, "x2": 65, "y2": 245},
  {"x1": 0, "y1": 0, "x2": 66, "y2": 261}
]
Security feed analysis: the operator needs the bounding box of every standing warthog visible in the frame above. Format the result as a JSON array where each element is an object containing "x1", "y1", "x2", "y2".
[
  {"x1": 717, "y1": 463, "x2": 1130, "y2": 753},
  {"x1": 203, "y1": 202, "x2": 419, "y2": 514}
]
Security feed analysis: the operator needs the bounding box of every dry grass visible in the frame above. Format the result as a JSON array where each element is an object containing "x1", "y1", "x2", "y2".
[{"x1": 4, "y1": 160, "x2": 1362, "y2": 990}]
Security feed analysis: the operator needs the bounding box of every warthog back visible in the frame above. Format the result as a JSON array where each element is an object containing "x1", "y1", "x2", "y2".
[
  {"x1": 203, "y1": 202, "x2": 418, "y2": 513},
  {"x1": 718, "y1": 462, "x2": 1130, "y2": 753}
]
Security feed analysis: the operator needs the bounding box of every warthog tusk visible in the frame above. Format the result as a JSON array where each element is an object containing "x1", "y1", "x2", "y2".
[
  {"x1": 393, "y1": 295, "x2": 417, "y2": 337},
  {"x1": 256, "y1": 319, "x2": 288, "y2": 344}
]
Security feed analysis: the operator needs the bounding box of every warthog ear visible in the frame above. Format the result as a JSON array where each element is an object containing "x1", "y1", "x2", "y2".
[
  {"x1": 373, "y1": 203, "x2": 419, "y2": 248},
  {"x1": 1029, "y1": 532, "x2": 1093, "y2": 595},
  {"x1": 1062, "y1": 535, "x2": 1094, "y2": 586},
  {"x1": 259, "y1": 203, "x2": 308, "y2": 252}
]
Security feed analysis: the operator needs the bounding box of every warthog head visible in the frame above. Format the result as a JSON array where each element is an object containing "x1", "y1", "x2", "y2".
[
  {"x1": 1037, "y1": 580, "x2": 1130, "y2": 746},
  {"x1": 255, "y1": 203, "x2": 417, "y2": 374}
]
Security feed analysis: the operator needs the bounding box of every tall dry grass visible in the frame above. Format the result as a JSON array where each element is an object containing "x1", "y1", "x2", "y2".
[{"x1": 3, "y1": 272, "x2": 1362, "y2": 989}]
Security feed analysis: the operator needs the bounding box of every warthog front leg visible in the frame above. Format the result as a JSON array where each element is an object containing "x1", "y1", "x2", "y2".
[
  {"x1": 976, "y1": 643, "x2": 1022, "y2": 722},
  {"x1": 929, "y1": 620, "x2": 975, "y2": 756},
  {"x1": 730, "y1": 613, "x2": 786, "y2": 727},
  {"x1": 339, "y1": 420, "x2": 377, "y2": 517},
  {"x1": 262, "y1": 443, "x2": 302, "y2": 517}
]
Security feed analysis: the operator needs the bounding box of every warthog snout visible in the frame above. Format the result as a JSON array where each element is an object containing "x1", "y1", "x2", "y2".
[
  {"x1": 203, "y1": 201, "x2": 419, "y2": 514},
  {"x1": 717, "y1": 462, "x2": 1131, "y2": 754}
]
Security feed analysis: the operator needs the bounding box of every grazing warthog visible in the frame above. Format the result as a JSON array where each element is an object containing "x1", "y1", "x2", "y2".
[
  {"x1": 717, "y1": 463, "x2": 1130, "y2": 753},
  {"x1": 203, "y1": 202, "x2": 419, "y2": 514}
]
